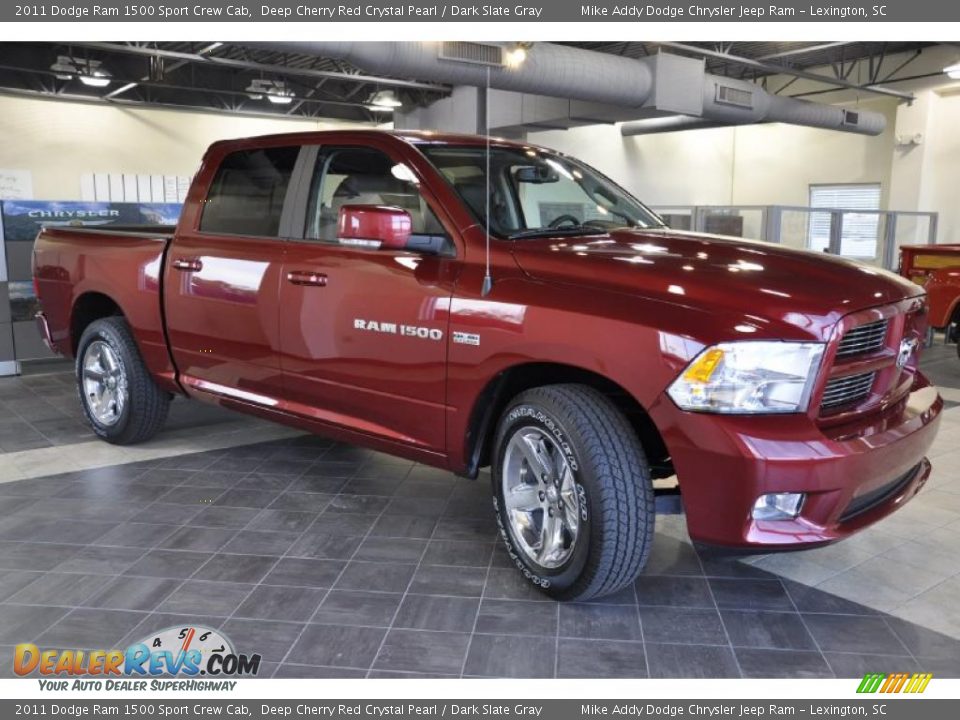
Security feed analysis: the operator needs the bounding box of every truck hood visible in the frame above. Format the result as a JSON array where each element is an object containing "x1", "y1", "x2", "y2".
[{"x1": 510, "y1": 228, "x2": 924, "y2": 339}]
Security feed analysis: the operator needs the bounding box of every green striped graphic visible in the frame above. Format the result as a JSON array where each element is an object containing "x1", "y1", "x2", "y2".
[{"x1": 857, "y1": 673, "x2": 886, "y2": 693}]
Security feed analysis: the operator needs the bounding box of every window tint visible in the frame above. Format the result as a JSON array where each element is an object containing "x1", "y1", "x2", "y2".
[
  {"x1": 200, "y1": 146, "x2": 299, "y2": 237},
  {"x1": 305, "y1": 146, "x2": 446, "y2": 243}
]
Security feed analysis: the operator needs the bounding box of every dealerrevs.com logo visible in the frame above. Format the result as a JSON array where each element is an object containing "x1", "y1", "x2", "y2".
[{"x1": 14, "y1": 625, "x2": 261, "y2": 689}]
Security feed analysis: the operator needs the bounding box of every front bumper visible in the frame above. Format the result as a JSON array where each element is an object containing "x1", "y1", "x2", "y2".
[{"x1": 652, "y1": 372, "x2": 942, "y2": 547}]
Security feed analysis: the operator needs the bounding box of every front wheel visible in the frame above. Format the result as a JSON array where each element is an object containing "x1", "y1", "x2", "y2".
[
  {"x1": 491, "y1": 384, "x2": 655, "y2": 601},
  {"x1": 76, "y1": 316, "x2": 171, "y2": 445}
]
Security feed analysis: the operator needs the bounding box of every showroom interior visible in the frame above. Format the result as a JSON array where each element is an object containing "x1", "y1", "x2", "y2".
[{"x1": 1, "y1": 40, "x2": 960, "y2": 679}]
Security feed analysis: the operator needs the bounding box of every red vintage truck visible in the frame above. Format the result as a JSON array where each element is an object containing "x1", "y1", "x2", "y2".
[
  {"x1": 900, "y1": 244, "x2": 960, "y2": 355},
  {"x1": 33, "y1": 130, "x2": 942, "y2": 600}
]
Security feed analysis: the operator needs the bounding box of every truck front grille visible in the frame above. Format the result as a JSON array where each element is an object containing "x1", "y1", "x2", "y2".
[
  {"x1": 821, "y1": 371, "x2": 876, "y2": 410},
  {"x1": 836, "y1": 319, "x2": 888, "y2": 358}
]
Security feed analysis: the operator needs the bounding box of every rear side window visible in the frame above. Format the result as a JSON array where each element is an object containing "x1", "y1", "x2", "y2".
[{"x1": 200, "y1": 146, "x2": 299, "y2": 237}]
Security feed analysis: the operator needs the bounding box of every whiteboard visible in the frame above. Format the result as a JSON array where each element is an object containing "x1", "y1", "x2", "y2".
[{"x1": 0, "y1": 169, "x2": 33, "y2": 200}]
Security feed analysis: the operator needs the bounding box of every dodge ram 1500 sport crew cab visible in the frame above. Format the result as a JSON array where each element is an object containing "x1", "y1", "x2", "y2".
[{"x1": 33, "y1": 130, "x2": 943, "y2": 600}]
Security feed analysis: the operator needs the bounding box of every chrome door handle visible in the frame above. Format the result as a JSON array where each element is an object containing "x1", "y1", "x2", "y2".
[
  {"x1": 286, "y1": 270, "x2": 328, "y2": 287},
  {"x1": 172, "y1": 258, "x2": 203, "y2": 272}
]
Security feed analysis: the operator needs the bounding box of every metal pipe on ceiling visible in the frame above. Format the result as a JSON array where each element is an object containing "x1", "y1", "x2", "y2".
[{"x1": 248, "y1": 41, "x2": 888, "y2": 137}]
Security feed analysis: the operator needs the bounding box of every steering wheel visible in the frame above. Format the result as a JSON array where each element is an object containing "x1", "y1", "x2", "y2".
[{"x1": 548, "y1": 214, "x2": 582, "y2": 228}]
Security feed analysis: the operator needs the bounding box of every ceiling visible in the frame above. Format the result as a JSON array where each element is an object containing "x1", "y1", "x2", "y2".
[{"x1": 0, "y1": 41, "x2": 942, "y2": 121}]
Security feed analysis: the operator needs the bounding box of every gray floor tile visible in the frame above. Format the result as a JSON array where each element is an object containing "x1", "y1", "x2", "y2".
[
  {"x1": 0, "y1": 604, "x2": 69, "y2": 644},
  {"x1": 422, "y1": 540, "x2": 494, "y2": 568},
  {"x1": 159, "y1": 526, "x2": 236, "y2": 552},
  {"x1": 557, "y1": 638, "x2": 647, "y2": 678},
  {"x1": 824, "y1": 652, "x2": 919, "y2": 678},
  {"x1": 433, "y1": 516, "x2": 496, "y2": 542},
  {"x1": 311, "y1": 512, "x2": 378, "y2": 536},
  {"x1": 475, "y1": 599, "x2": 557, "y2": 637},
  {"x1": 222, "y1": 530, "x2": 299, "y2": 556},
  {"x1": 52, "y1": 546, "x2": 144, "y2": 575},
  {"x1": 199, "y1": 554, "x2": 278, "y2": 584},
  {"x1": 394, "y1": 594, "x2": 480, "y2": 632},
  {"x1": 721, "y1": 610, "x2": 818, "y2": 650},
  {"x1": 639, "y1": 606, "x2": 728, "y2": 645},
  {"x1": 312, "y1": 590, "x2": 403, "y2": 628},
  {"x1": 273, "y1": 664, "x2": 366, "y2": 679},
  {"x1": 464, "y1": 633, "x2": 554, "y2": 678},
  {"x1": 885, "y1": 616, "x2": 960, "y2": 660},
  {"x1": 83, "y1": 576, "x2": 181, "y2": 611},
  {"x1": 187, "y1": 506, "x2": 260, "y2": 529},
  {"x1": 641, "y1": 536, "x2": 704, "y2": 576},
  {"x1": 235, "y1": 585, "x2": 326, "y2": 622},
  {"x1": 263, "y1": 558, "x2": 346, "y2": 588},
  {"x1": 782, "y1": 579, "x2": 881, "y2": 616},
  {"x1": 410, "y1": 565, "x2": 487, "y2": 598},
  {"x1": 803, "y1": 614, "x2": 912, "y2": 656},
  {"x1": 10, "y1": 572, "x2": 106, "y2": 607},
  {"x1": 369, "y1": 514, "x2": 437, "y2": 539},
  {"x1": 560, "y1": 602, "x2": 642, "y2": 641},
  {"x1": 93, "y1": 523, "x2": 179, "y2": 549},
  {"x1": 124, "y1": 550, "x2": 212, "y2": 579},
  {"x1": 646, "y1": 642, "x2": 741, "y2": 678},
  {"x1": 0, "y1": 569, "x2": 43, "y2": 602},
  {"x1": 354, "y1": 537, "x2": 427, "y2": 563},
  {"x1": 326, "y1": 495, "x2": 390, "y2": 515},
  {"x1": 268, "y1": 492, "x2": 334, "y2": 513},
  {"x1": 247, "y1": 509, "x2": 316, "y2": 534},
  {"x1": 222, "y1": 618, "x2": 304, "y2": 662},
  {"x1": 0, "y1": 542, "x2": 78, "y2": 570},
  {"x1": 635, "y1": 576, "x2": 715, "y2": 608},
  {"x1": 288, "y1": 624, "x2": 387, "y2": 668},
  {"x1": 483, "y1": 568, "x2": 550, "y2": 601},
  {"x1": 335, "y1": 561, "x2": 416, "y2": 593},
  {"x1": 373, "y1": 628, "x2": 469, "y2": 674},
  {"x1": 288, "y1": 531, "x2": 363, "y2": 560},
  {"x1": 709, "y1": 578, "x2": 794, "y2": 611},
  {"x1": 157, "y1": 580, "x2": 254, "y2": 616},
  {"x1": 735, "y1": 648, "x2": 834, "y2": 678},
  {"x1": 38, "y1": 608, "x2": 145, "y2": 648},
  {"x1": 214, "y1": 488, "x2": 278, "y2": 509}
]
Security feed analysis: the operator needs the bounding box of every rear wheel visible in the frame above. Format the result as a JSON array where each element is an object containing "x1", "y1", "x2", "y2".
[
  {"x1": 491, "y1": 384, "x2": 655, "y2": 601},
  {"x1": 76, "y1": 317, "x2": 170, "y2": 445}
]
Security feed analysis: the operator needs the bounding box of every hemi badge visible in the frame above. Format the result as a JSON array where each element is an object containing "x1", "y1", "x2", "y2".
[{"x1": 453, "y1": 331, "x2": 481, "y2": 346}]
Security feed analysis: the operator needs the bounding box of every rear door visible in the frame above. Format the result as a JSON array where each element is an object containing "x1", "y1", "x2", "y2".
[
  {"x1": 163, "y1": 144, "x2": 299, "y2": 404},
  {"x1": 278, "y1": 142, "x2": 457, "y2": 453}
]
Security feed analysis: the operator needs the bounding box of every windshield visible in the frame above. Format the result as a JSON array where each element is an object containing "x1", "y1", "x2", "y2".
[{"x1": 419, "y1": 144, "x2": 665, "y2": 239}]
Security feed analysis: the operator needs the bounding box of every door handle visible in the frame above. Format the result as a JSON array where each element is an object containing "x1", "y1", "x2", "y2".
[
  {"x1": 286, "y1": 270, "x2": 328, "y2": 287},
  {"x1": 172, "y1": 258, "x2": 203, "y2": 272}
]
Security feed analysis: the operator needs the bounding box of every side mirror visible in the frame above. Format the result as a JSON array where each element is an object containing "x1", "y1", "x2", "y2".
[{"x1": 337, "y1": 205, "x2": 411, "y2": 250}]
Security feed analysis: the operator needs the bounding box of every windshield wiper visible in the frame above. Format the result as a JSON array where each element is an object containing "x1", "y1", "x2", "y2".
[{"x1": 507, "y1": 225, "x2": 608, "y2": 240}]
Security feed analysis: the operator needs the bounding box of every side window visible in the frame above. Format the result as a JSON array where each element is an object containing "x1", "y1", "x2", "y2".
[
  {"x1": 304, "y1": 146, "x2": 447, "y2": 245},
  {"x1": 200, "y1": 146, "x2": 299, "y2": 237}
]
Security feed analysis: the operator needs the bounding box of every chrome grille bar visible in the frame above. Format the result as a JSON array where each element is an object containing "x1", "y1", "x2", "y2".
[{"x1": 836, "y1": 319, "x2": 888, "y2": 358}]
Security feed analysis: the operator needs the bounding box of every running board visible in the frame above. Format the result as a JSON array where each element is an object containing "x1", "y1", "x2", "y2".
[{"x1": 654, "y1": 488, "x2": 684, "y2": 515}]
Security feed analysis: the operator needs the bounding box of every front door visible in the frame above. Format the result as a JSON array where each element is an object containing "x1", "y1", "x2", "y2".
[
  {"x1": 164, "y1": 144, "x2": 299, "y2": 404},
  {"x1": 278, "y1": 144, "x2": 456, "y2": 453}
]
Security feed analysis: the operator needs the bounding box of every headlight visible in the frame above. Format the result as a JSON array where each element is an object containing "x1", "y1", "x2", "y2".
[{"x1": 667, "y1": 341, "x2": 825, "y2": 414}]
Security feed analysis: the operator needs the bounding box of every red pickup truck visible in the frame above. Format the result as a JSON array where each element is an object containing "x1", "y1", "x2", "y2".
[
  {"x1": 900, "y1": 244, "x2": 960, "y2": 355},
  {"x1": 33, "y1": 130, "x2": 942, "y2": 600}
]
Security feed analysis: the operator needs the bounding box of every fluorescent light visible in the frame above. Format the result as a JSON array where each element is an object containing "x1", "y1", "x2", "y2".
[
  {"x1": 946, "y1": 63, "x2": 960, "y2": 80},
  {"x1": 505, "y1": 47, "x2": 527, "y2": 68},
  {"x1": 267, "y1": 93, "x2": 294, "y2": 105},
  {"x1": 79, "y1": 72, "x2": 111, "y2": 88},
  {"x1": 367, "y1": 104, "x2": 396, "y2": 113}
]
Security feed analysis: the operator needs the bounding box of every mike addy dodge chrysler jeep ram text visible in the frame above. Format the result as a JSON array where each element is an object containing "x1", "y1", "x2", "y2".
[{"x1": 33, "y1": 130, "x2": 942, "y2": 600}]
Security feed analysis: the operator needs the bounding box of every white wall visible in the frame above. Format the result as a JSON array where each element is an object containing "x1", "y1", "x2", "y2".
[
  {"x1": 0, "y1": 94, "x2": 364, "y2": 200},
  {"x1": 529, "y1": 97, "x2": 899, "y2": 211},
  {"x1": 926, "y1": 91, "x2": 960, "y2": 243}
]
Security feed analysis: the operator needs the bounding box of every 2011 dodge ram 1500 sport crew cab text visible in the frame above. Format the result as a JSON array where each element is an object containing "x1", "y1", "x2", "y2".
[{"x1": 33, "y1": 130, "x2": 943, "y2": 600}]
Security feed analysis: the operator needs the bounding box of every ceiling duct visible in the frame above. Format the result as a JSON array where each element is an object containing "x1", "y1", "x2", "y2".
[{"x1": 248, "y1": 42, "x2": 886, "y2": 136}]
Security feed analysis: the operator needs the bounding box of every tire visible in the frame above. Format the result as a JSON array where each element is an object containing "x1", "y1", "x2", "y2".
[
  {"x1": 76, "y1": 316, "x2": 171, "y2": 445},
  {"x1": 491, "y1": 384, "x2": 655, "y2": 601}
]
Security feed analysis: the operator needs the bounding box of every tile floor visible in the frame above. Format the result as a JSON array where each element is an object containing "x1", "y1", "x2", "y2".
[{"x1": 0, "y1": 346, "x2": 958, "y2": 678}]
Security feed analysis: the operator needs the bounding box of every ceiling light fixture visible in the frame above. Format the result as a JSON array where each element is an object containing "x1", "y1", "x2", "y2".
[
  {"x1": 50, "y1": 55, "x2": 112, "y2": 87},
  {"x1": 246, "y1": 79, "x2": 295, "y2": 104},
  {"x1": 946, "y1": 63, "x2": 960, "y2": 80},
  {"x1": 370, "y1": 89, "x2": 403, "y2": 109}
]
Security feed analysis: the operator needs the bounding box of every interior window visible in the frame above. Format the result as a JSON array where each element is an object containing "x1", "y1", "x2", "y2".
[
  {"x1": 200, "y1": 146, "x2": 299, "y2": 237},
  {"x1": 304, "y1": 146, "x2": 447, "y2": 245}
]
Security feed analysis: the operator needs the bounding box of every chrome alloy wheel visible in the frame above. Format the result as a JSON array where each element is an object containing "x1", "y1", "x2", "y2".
[
  {"x1": 501, "y1": 426, "x2": 582, "y2": 569},
  {"x1": 81, "y1": 340, "x2": 127, "y2": 426}
]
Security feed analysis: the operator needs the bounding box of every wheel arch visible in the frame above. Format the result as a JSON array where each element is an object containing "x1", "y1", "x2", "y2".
[
  {"x1": 461, "y1": 361, "x2": 670, "y2": 480},
  {"x1": 71, "y1": 292, "x2": 124, "y2": 354}
]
